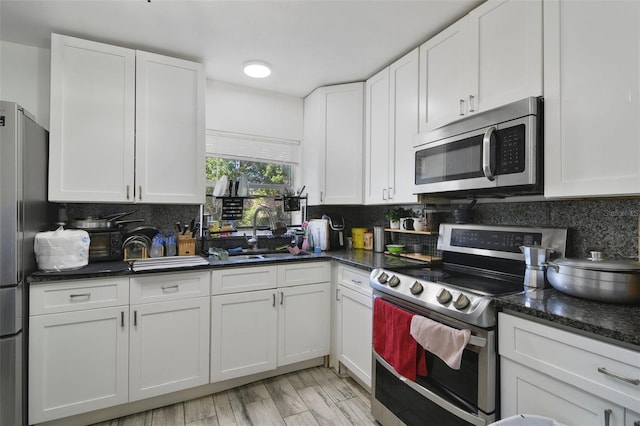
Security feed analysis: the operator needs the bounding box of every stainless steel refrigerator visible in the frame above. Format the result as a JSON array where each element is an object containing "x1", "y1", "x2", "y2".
[{"x1": 0, "y1": 101, "x2": 54, "y2": 426}]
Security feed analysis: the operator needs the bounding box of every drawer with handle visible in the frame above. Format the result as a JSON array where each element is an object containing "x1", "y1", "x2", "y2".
[
  {"x1": 499, "y1": 313, "x2": 640, "y2": 410},
  {"x1": 30, "y1": 277, "x2": 129, "y2": 315},
  {"x1": 337, "y1": 264, "x2": 372, "y2": 297},
  {"x1": 130, "y1": 271, "x2": 210, "y2": 303}
]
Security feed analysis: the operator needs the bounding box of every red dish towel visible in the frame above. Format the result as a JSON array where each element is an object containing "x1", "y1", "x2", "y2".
[{"x1": 373, "y1": 298, "x2": 427, "y2": 380}]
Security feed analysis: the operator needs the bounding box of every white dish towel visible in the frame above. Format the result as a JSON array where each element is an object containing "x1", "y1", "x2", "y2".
[{"x1": 410, "y1": 315, "x2": 471, "y2": 370}]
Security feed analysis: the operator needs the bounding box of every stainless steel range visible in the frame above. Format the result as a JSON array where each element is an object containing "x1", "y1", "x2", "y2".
[{"x1": 370, "y1": 223, "x2": 568, "y2": 426}]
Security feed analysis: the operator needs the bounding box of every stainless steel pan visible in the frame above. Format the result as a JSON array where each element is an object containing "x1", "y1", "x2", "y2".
[
  {"x1": 547, "y1": 254, "x2": 640, "y2": 304},
  {"x1": 68, "y1": 211, "x2": 144, "y2": 230}
]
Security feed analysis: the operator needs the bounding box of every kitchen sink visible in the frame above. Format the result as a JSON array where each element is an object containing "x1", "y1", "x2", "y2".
[{"x1": 228, "y1": 251, "x2": 312, "y2": 261}]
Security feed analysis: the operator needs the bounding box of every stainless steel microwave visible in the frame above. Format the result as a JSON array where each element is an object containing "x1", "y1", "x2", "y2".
[{"x1": 413, "y1": 97, "x2": 543, "y2": 197}]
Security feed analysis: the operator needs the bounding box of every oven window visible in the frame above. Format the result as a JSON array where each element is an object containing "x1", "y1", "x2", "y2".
[
  {"x1": 375, "y1": 361, "x2": 476, "y2": 426},
  {"x1": 89, "y1": 234, "x2": 110, "y2": 258},
  {"x1": 420, "y1": 349, "x2": 479, "y2": 409}
]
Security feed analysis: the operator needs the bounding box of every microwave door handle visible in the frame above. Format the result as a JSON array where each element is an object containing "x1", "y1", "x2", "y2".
[{"x1": 482, "y1": 126, "x2": 496, "y2": 181}]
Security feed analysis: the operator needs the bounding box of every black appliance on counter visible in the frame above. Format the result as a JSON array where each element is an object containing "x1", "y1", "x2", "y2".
[
  {"x1": 370, "y1": 223, "x2": 568, "y2": 425},
  {"x1": 321, "y1": 214, "x2": 345, "y2": 251}
]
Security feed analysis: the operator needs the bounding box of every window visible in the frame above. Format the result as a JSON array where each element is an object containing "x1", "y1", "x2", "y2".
[{"x1": 204, "y1": 131, "x2": 301, "y2": 229}]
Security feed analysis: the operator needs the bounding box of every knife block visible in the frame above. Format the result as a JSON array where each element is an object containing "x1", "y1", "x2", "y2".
[{"x1": 178, "y1": 235, "x2": 196, "y2": 256}]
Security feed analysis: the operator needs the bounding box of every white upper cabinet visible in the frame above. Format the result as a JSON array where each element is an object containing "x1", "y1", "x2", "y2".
[
  {"x1": 49, "y1": 34, "x2": 205, "y2": 204},
  {"x1": 302, "y1": 83, "x2": 364, "y2": 205},
  {"x1": 544, "y1": 0, "x2": 640, "y2": 198},
  {"x1": 49, "y1": 34, "x2": 136, "y2": 203},
  {"x1": 419, "y1": 18, "x2": 470, "y2": 134},
  {"x1": 365, "y1": 67, "x2": 391, "y2": 204},
  {"x1": 365, "y1": 48, "x2": 420, "y2": 205},
  {"x1": 419, "y1": 0, "x2": 542, "y2": 133},
  {"x1": 135, "y1": 51, "x2": 205, "y2": 204}
]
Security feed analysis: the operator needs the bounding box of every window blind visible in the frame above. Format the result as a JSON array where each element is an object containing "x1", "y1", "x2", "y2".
[{"x1": 206, "y1": 130, "x2": 300, "y2": 165}]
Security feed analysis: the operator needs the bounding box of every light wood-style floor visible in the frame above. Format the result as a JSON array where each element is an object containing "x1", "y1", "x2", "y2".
[{"x1": 92, "y1": 367, "x2": 377, "y2": 426}]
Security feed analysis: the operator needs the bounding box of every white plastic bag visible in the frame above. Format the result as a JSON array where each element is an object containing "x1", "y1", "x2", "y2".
[{"x1": 34, "y1": 226, "x2": 90, "y2": 272}]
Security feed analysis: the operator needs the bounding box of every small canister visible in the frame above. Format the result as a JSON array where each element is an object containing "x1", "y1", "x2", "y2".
[
  {"x1": 373, "y1": 226, "x2": 385, "y2": 252},
  {"x1": 363, "y1": 231, "x2": 373, "y2": 250},
  {"x1": 351, "y1": 228, "x2": 367, "y2": 249}
]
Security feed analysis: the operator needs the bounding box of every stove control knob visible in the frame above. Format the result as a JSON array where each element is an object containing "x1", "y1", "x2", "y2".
[
  {"x1": 453, "y1": 294, "x2": 470, "y2": 310},
  {"x1": 388, "y1": 275, "x2": 401, "y2": 288},
  {"x1": 377, "y1": 272, "x2": 389, "y2": 284},
  {"x1": 410, "y1": 281, "x2": 424, "y2": 295},
  {"x1": 436, "y1": 288, "x2": 452, "y2": 304}
]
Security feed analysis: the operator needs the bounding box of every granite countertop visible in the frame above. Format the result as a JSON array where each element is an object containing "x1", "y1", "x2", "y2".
[
  {"x1": 27, "y1": 249, "x2": 424, "y2": 283},
  {"x1": 28, "y1": 250, "x2": 639, "y2": 349},
  {"x1": 495, "y1": 289, "x2": 640, "y2": 349}
]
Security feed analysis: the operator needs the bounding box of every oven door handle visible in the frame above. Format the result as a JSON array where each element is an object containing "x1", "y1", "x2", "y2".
[
  {"x1": 469, "y1": 335, "x2": 486, "y2": 348},
  {"x1": 374, "y1": 352, "x2": 488, "y2": 426}
]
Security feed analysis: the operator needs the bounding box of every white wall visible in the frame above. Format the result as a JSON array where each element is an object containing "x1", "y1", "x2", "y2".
[
  {"x1": 0, "y1": 40, "x2": 50, "y2": 129},
  {"x1": 206, "y1": 80, "x2": 303, "y2": 141}
]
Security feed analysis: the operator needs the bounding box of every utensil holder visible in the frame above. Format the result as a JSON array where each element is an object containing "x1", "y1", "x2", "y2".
[
  {"x1": 283, "y1": 196, "x2": 301, "y2": 212},
  {"x1": 178, "y1": 235, "x2": 196, "y2": 256}
]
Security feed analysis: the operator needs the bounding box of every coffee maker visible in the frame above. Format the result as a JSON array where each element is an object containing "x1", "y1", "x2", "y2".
[{"x1": 321, "y1": 214, "x2": 345, "y2": 251}]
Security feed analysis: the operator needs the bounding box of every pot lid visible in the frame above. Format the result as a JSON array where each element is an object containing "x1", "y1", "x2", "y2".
[{"x1": 552, "y1": 256, "x2": 640, "y2": 272}]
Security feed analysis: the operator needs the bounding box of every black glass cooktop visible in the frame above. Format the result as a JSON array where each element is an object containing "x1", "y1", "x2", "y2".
[{"x1": 388, "y1": 267, "x2": 523, "y2": 297}]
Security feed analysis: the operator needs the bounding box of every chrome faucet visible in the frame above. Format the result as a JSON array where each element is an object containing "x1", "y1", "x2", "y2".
[{"x1": 247, "y1": 205, "x2": 276, "y2": 250}]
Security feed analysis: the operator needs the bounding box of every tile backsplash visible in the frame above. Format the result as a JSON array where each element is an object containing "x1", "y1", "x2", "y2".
[
  {"x1": 64, "y1": 198, "x2": 640, "y2": 260},
  {"x1": 309, "y1": 198, "x2": 640, "y2": 260}
]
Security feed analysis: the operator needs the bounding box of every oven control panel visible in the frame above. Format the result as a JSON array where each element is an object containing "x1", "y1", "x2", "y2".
[{"x1": 371, "y1": 269, "x2": 494, "y2": 328}]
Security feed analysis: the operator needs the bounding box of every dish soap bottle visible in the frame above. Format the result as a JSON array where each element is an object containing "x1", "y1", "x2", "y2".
[{"x1": 149, "y1": 234, "x2": 164, "y2": 258}]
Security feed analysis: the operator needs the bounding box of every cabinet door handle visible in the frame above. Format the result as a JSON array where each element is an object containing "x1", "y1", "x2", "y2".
[
  {"x1": 604, "y1": 408, "x2": 612, "y2": 426},
  {"x1": 139, "y1": 186, "x2": 142, "y2": 201},
  {"x1": 133, "y1": 310, "x2": 137, "y2": 326},
  {"x1": 597, "y1": 367, "x2": 640, "y2": 385},
  {"x1": 126, "y1": 185, "x2": 130, "y2": 200},
  {"x1": 351, "y1": 279, "x2": 362, "y2": 285},
  {"x1": 280, "y1": 291, "x2": 284, "y2": 305},
  {"x1": 382, "y1": 188, "x2": 387, "y2": 200},
  {"x1": 468, "y1": 95, "x2": 475, "y2": 113},
  {"x1": 336, "y1": 288, "x2": 340, "y2": 301},
  {"x1": 121, "y1": 311, "x2": 124, "y2": 328},
  {"x1": 320, "y1": 191, "x2": 324, "y2": 203},
  {"x1": 272, "y1": 293, "x2": 276, "y2": 307},
  {"x1": 459, "y1": 99, "x2": 465, "y2": 116},
  {"x1": 69, "y1": 293, "x2": 91, "y2": 300},
  {"x1": 161, "y1": 284, "x2": 179, "y2": 292},
  {"x1": 388, "y1": 187, "x2": 393, "y2": 200}
]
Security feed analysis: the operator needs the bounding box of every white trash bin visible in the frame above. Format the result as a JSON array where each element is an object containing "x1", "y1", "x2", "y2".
[{"x1": 490, "y1": 415, "x2": 568, "y2": 426}]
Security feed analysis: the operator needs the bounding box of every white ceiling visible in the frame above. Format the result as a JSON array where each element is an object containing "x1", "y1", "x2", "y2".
[{"x1": 0, "y1": 0, "x2": 483, "y2": 98}]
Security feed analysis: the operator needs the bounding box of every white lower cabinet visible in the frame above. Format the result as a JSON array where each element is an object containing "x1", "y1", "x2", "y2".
[
  {"x1": 501, "y1": 358, "x2": 626, "y2": 425},
  {"x1": 29, "y1": 272, "x2": 211, "y2": 424},
  {"x1": 29, "y1": 278, "x2": 130, "y2": 424},
  {"x1": 129, "y1": 296, "x2": 210, "y2": 401},
  {"x1": 278, "y1": 283, "x2": 331, "y2": 366},
  {"x1": 210, "y1": 262, "x2": 331, "y2": 382},
  {"x1": 129, "y1": 271, "x2": 211, "y2": 401},
  {"x1": 499, "y1": 313, "x2": 640, "y2": 426},
  {"x1": 332, "y1": 264, "x2": 373, "y2": 388},
  {"x1": 211, "y1": 289, "x2": 278, "y2": 381}
]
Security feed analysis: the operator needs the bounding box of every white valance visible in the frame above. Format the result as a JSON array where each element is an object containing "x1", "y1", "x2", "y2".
[{"x1": 206, "y1": 130, "x2": 300, "y2": 165}]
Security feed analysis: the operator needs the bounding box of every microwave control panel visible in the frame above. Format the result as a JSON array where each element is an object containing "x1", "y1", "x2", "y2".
[{"x1": 495, "y1": 124, "x2": 525, "y2": 175}]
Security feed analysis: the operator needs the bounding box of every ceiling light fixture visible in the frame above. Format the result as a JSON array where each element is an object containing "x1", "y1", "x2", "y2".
[{"x1": 243, "y1": 61, "x2": 271, "y2": 78}]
